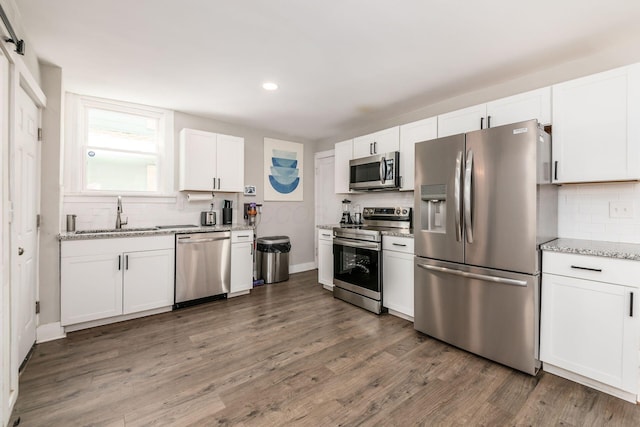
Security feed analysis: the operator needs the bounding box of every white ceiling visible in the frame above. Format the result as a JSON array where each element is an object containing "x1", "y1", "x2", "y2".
[{"x1": 15, "y1": 0, "x2": 640, "y2": 141}]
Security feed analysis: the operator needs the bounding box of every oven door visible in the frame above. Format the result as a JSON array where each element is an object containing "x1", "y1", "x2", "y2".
[{"x1": 333, "y1": 237, "x2": 381, "y2": 299}]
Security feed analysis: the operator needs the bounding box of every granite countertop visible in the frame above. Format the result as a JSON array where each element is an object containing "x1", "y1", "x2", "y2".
[
  {"x1": 316, "y1": 224, "x2": 414, "y2": 238},
  {"x1": 541, "y1": 238, "x2": 640, "y2": 261},
  {"x1": 59, "y1": 224, "x2": 254, "y2": 241}
]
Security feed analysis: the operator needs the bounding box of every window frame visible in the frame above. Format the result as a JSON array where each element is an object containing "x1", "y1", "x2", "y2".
[{"x1": 65, "y1": 93, "x2": 174, "y2": 196}]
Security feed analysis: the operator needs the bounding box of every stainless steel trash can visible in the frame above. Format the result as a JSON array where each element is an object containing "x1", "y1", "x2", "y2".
[{"x1": 256, "y1": 236, "x2": 291, "y2": 284}]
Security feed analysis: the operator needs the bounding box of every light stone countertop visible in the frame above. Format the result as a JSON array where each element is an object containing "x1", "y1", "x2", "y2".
[
  {"x1": 541, "y1": 238, "x2": 640, "y2": 261},
  {"x1": 316, "y1": 224, "x2": 414, "y2": 238},
  {"x1": 59, "y1": 224, "x2": 254, "y2": 241}
]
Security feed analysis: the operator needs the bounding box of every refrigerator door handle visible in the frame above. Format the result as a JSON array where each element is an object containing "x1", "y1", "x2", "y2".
[
  {"x1": 379, "y1": 157, "x2": 387, "y2": 184},
  {"x1": 416, "y1": 263, "x2": 528, "y2": 287},
  {"x1": 454, "y1": 151, "x2": 463, "y2": 242},
  {"x1": 464, "y1": 150, "x2": 474, "y2": 243}
]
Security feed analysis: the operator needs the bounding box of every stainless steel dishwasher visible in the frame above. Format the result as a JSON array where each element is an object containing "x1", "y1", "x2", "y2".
[{"x1": 175, "y1": 231, "x2": 231, "y2": 308}]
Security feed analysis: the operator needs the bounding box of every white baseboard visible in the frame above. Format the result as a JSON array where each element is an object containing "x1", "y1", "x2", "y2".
[
  {"x1": 36, "y1": 322, "x2": 67, "y2": 343},
  {"x1": 388, "y1": 309, "x2": 414, "y2": 323},
  {"x1": 322, "y1": 283, "x2": 334, "y2": 291},
  {"x1": 290, "y1": 262, "x2": 316, "y2": 274},
  {"x1": 543, "y1": 363, "x2": 637, "y2": 403},
  {"x1": 64, "y1": 306, "x2": 172, "y2": 332},
  {"x1": 228, "y1": 289, "x2": 250, "y2": 298}
]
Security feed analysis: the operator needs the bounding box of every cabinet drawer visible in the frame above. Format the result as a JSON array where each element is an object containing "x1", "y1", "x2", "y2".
[
  {"x1": 382, "y1": 236, "x2": 414, "y2": 254},
  {"x1": 543, "y1": 251, "x2": 640, "y2": 286},
  {"x1": 231, "y1": 231, "x2": 253, "y2": 243},
  {"x1": 318, "y1": 229, "x2": 334, "y2": 241},
  {"x1": 61, "y1": 235, "x2": 174, "y2": 258}
]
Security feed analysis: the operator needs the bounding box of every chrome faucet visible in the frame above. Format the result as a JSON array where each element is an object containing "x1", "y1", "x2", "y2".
[{"x1": 115, "y1": 196, "x2": 128, "y2": 229}]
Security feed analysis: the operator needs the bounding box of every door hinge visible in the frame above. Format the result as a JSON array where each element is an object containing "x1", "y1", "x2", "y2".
[
  {"x1": 35, "y1": 301, "x2": 40, "y2": 314},
  {"x1": 36, "y1": 214, "x2": 41, "y2": 228},
  {"x1": 37, "y1": 127, "x2": 43, "y2": 141}
]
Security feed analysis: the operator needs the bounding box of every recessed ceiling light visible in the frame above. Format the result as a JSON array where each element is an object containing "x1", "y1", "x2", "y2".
[{"x1": 262, "y1": 82, "x2": 278, "y2": 91}]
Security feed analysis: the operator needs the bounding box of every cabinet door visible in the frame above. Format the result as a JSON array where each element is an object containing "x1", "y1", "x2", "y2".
[
  {"x1": 317, "y1": 233, "x2": 333, "y2": 287},
  {"x1": 552, "y1": 64, "x2": 640, "y2": 183},
  {"x1": 353, "y1": 127, "x2": 400, "y2": 158},
  {"x1": 486, "y1": 87, "x2": 551, "y2": 127},
  {"x1": 399, "y1": 117, "x2": 438, "y2": 191},
  {"x1": 216, "y1": 133, "x2": 245, "y2": 192},
  {"x1": 540, "y1": 273, "x2": 638, "y2": 393},
  {"x1": 231, "y1": 242, "x2": 253, "y2": 293},
  {"x1": 123, "y1": 249, "x2": 174, "y2": 314},
  {"x1": 61, "y1": 253, "x2": 123, "y2": 325},
  {"x1": 437, "y1": 104, "x2": 486, "y2": 137},
  {"x1": 382, "y1": 250, "x2": 414, "y2": 317},
  {"x1": 334, "y1": 139, "x2": 353, "y2": 193},
  {"x1": 179, "y1": 129, "x2": 217, "y2": 191}
]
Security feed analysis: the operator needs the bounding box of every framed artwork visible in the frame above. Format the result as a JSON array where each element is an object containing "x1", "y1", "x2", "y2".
[{"x1": 264, "y1": 138, "x2": 303, "y2": 201}]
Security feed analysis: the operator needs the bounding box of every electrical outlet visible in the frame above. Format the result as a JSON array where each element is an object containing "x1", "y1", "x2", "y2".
[{"x1": 609, "y1": 201, "x2": 634, "y2": 218}]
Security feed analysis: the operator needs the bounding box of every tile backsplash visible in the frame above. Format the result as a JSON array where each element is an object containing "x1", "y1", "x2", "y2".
[
  {"x1": 62, "y1": 193, "x2": 240, "y2": 231},
  {"x1": 558, "y1": 182, "x2": 640, "y2": 243}
]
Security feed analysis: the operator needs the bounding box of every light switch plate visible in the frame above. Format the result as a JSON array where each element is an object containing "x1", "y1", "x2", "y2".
[{"x1": 609, "y1": 201, "x2": 634, "y2": 218}]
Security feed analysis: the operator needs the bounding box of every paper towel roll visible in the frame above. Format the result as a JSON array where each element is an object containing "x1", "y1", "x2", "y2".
[{"x1": 186, "y1": 193, "x2": 214, "y2": 202}]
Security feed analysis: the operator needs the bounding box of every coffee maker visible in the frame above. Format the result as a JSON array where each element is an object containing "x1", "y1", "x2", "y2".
[{"x1": 340, "y1": 199, "x2": 353, "y2": 225}]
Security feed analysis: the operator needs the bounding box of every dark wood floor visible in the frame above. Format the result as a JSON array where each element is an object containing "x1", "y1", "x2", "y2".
[{"x1": 10, "y1": 270, "x2": 640, "y2": 426}]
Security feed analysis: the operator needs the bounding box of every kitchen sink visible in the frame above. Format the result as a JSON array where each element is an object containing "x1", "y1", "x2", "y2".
[{"x1": 74, "y1": 227, "x2": 160, "y2": 234}]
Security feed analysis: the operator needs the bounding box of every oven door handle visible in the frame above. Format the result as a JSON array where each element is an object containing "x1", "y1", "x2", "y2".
[{"x1": 333, "y1": 237, "x2": 381, "y2": 251}]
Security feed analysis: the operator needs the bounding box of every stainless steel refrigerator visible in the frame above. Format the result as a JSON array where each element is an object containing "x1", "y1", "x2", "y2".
[{"x1": 413, "y1": 119, "x2": 557, "y2": 375}]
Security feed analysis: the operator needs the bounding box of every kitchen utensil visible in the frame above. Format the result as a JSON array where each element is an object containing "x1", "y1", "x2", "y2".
[
  {"x1": 340, "y1": 199, "x2": 352, "y2": 224},
  {"x1": 66, "y1": 214, "x2": 77, "y2": 232}
]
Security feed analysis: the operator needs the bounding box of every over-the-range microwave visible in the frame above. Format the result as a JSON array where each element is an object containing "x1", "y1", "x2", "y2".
[{"x1": 349, "y1": 151, "x2": 400, "y2": 191}]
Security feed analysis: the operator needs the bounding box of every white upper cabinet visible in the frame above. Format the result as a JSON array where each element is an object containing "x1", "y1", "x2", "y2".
[
  {"x1": 334, "y1": 139, "x2": 353, "y2": 194},
  {"x1": 552, "y1": 64, "x2": 640, "y2": 183},
  {"x1": 215, "y1": 133, "x2": 245, "y2": 192},
  {"x1": 437, "y1": 104, "x2": 486, "y2": 137},
  {"x1": 353, "y1": 126, "x2": 400, "y2": 159},
  {"x1": 179, "y1": 128, "x2": 245, "y2": 192},
  {"x1": 399, "y1": 117, "x2": 438, "y2": 191},
  {"x1": 438, "y1": 87, "x2": 551, "y2": 138},
  {"x1": 486, "y1": 87, "x2": 551, "y2": 127}
]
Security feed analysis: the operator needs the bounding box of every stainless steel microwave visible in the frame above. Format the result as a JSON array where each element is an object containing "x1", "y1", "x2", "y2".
[{"x1": 349, "y1": 151, "x2": 400, "y2": 191}]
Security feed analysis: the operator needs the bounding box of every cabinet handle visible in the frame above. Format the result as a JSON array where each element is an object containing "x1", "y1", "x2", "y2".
[
  {"x1": 321, "y1": 233, "x2": 330, "y2": 237},
  {"x1": 631, "y1": 292, "x2": 634, "y2": 317},
  {"x1": 487, "y1": 115, "x2": 491, "y2": 128},
  {"x1": 125, "y1": 255, "x2": 129, "y2": 270},
  {"x1": 118, "y1": 255, "x2": 121, "y2": 271},
  {"x1": 369, "y1": 143, "x2": 373, "y2": 155},
  {"x1": 218, "y1": 178, "x2": 221, "y2": 189},
  {"x1": 238, "y1": 234, "x2": 250, "y2": 238},
  {"x1": 392, "y1": 243, "x2": 407, "y2": 247},
  {"x1": 570, "y1": 265, "x2": 602, "y2": 272},
  {"x1": 213, "y1": 177, "x2": 216, "y2": 190},
  {"x1": 554, "y1": 161, "x2": 558, "y2": 181},
  {"x1": 480, "y1": 117, "x2": 484, "y2": 129},
  {"x1": 373, "y1": 141, "x2": 377, "y2": 154}
]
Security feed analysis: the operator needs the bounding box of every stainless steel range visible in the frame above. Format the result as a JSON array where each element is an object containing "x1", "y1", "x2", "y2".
[{"x1": 333, "y1": 207, "x2": 412, "y2": 314}]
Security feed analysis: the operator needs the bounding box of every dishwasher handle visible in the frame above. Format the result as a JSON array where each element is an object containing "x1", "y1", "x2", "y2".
[{"x1": 177, "y1": 236, "x2": 230, "y2": 244}]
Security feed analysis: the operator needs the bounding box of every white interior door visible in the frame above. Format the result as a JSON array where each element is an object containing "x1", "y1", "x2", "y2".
[{"x1": 13, "y1": 86, "x2": 39, "y2": 365}]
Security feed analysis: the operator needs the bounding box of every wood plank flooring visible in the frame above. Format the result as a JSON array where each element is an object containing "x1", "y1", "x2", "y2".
[{"x1": 10, "y1": 270, "x2": 640, "y2": 426}]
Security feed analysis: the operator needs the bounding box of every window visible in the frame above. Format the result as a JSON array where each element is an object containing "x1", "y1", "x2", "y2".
[{"x1": 67, "y1": 94, "x2": 174, "y2": 195}]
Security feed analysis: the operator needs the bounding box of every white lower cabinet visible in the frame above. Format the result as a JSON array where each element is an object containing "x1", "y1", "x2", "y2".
[
  {"x1": 230, "y1": 231, "x2": 254, "y2": 296},
  {"x1": 317, "y1": 229, "x2": 334, "y2": 289},
  {"x1": 61, "y1": 236, "x2": 174, "y2": 327},
  {"x1": 382, "y1": 236, "x2": 414, "y2": 319},
  {"x1": 541, "y1": 251, "x2": 639, "y2": 402}
]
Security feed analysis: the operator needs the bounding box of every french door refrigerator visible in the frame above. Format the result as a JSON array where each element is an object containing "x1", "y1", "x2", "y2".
[{"x1": 413, "y1": 119, "x2": 557, "y2": 375}]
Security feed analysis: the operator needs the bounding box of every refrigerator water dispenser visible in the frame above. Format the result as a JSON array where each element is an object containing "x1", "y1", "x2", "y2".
[{"x1": 420, "y1": 184, "x2": 447, "y2": 233}]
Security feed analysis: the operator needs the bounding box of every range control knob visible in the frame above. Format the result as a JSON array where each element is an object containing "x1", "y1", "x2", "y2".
[
  {"x1": 402, "y1": 209, "x2": 408, "y2": 215},
  {"x1": 395, "y1": 209, "x2": 401, "y2": 215}
]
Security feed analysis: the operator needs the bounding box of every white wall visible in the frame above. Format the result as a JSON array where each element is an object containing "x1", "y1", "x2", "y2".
[{"x1": 38, "y1": 64, "x2": 63, "y2": 325}]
